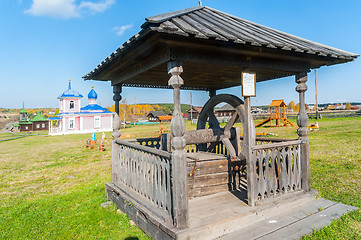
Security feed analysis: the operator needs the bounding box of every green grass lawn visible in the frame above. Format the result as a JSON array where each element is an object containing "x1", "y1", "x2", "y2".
[{"x1": 0, "y1": 117, "x2": 360, "y2": 239}]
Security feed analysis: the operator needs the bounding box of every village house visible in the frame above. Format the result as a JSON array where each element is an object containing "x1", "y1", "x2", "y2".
[
  {"x1": 146, "y1": 110, "x2": 168, "y2": 122},
  {"x1": 214, "y1": 104, "x2": 236, "y2": 122},
  {"x1": 187, "y1": 107, "x2": 202, "y2": 120},
  {"x1": 186, "y1": 106, "x2": 202, "y2": 121},
  {"x1": 13, "y1": 103, "x2": 49, "y2": 132}
]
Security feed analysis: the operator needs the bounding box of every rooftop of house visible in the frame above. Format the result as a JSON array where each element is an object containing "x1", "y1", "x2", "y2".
[
  {"x1": 215, "y1": 104, "x2": 235, "y2": 112},
  {"x1": 31, "y1": 111, "x2": 48, "y2": 122},
  {"x1": 147, "y1": 111, "x2": 167, "y2": 117},
  {"x1": 188, "y1": 106, "x2": 203, "y2": 113}
]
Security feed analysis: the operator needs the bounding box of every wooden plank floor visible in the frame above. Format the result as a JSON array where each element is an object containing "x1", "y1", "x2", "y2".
[
  {"x1": 176, "y1": 190, "x2": 358, "y2": 240},
  {"x1": 219, "y1": 199, "x2": 358, "y2": 240}
]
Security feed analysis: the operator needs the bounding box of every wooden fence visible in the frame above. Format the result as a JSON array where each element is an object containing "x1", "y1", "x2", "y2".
[
  {"x1": 250, "y1": 140, "x2": 302, "y2": 201},
  {"x1": 114, "y1": 139, "x2": 173, "y2": 223},
  {"x1": 128, "y1": 137, "x2": 162, "y2": 149},
  {"x1": 117, "y1": 136, "x2": 304, "y2": 208}
]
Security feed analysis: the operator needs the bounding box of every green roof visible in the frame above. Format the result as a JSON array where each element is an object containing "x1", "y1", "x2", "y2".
[
  {"x1": 32, "y1": 111, "x2": 48, "y2": 122},
  {"x1": 13, "y1": 123, "x2": 20, "y2": 127},
  {"x1": 19, "y1": 121, "x2": 32, "y2": 125},
  {"x1": 20, "y1": 101, "x2": 27, "y2": 113}
]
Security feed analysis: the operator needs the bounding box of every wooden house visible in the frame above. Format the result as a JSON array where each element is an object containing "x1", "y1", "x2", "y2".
[
  {"x1": 83, "y1": 5, "x2": 358, "y2": 240},
  {"x1": 31, "y1": 111, "x2": 49, "y2": 131},
  {"x1": 147, "y1": 111, "x2": 168, "y2": 122},
  {"x1": 214, "y1": 103, "x2": 236, "y2": 123},
  {"x1": 186, "y1": 106, "x2": 202, "y2": 120},
  {"x1": 19, "y1": 121, "x2": 33, "y2": 132},
  {"x1": 13, "y1": 103, "x2": 48, "y2": 132},
  {"x1": 215, "y1": 104, "x2": 235, "y2": 117}
]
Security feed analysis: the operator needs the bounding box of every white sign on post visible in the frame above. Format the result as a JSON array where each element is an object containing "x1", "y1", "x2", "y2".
[{"x1": 242, "y1": 72, "x2": 256, "y2": 97}]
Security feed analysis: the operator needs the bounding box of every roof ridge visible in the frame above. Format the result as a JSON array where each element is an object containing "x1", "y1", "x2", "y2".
[
  {"x1": 145, "y1": 5, "x2": 204, "y2": 24},
  {"x1": 205, "y1": 6, "x2": 358, "y2": 57}
]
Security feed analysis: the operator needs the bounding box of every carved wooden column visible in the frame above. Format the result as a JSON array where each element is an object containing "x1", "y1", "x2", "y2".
[
  {"x1": 295, "y1": 72, "x2": 310, "y2": 191},
  {"x1": 209, "y1": 89, "x2": 216, "y2": 98},
  {"x1": 111, "y1": 84, "x2": 122, "y2": 183},
  {"x1": 168, "y1": 61, "x2": 188, "y2": 228}
]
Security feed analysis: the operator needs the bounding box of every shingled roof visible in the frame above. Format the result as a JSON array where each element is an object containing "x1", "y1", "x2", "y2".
[
  {"x1": 143, "y1": 6, "x2": 356, "y2": 58},
  {"x1": 84, "y1": 6, "x2": 358, "y2": 90}
]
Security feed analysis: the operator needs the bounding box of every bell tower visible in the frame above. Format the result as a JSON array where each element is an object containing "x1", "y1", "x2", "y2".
[{"x1": 19, "y1": 101, "x2": 28, "y2": 122}]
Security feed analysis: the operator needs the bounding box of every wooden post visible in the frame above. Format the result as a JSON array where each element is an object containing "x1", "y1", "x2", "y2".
[
  {"x1": 209, "y1": 89, "x2": 216, "y2": 98},
  {"x1": 111, "y1": 84, "x2": 122, "y2": 184},
  {"x1": 295, "y1": 72, "x2": 310, "y2": 191},
  {"x1": 315, "y1": 69, "x2": 319, "y2": 119},
  {"x1": 244, "y1": 97, "x2": 256, "y2": 206},
  {"x1": 168, "y1": 61, "x2": 188, "y2": 228},
  {"x1": 190, "y1": 91, "x2": 192, "y2": 124},
  {"x1": 134, "y1": 95, "x2": 136, "y2": 125}
]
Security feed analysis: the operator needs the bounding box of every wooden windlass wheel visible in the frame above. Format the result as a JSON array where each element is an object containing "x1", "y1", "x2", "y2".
[{"x1": 196, "y1": 94, "x2": 252, "y2": 159}]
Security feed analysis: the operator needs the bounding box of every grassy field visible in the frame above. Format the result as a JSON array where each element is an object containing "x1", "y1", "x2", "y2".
[{"x1": 0, "y1": 117, "x2": 360, "y2": 239}]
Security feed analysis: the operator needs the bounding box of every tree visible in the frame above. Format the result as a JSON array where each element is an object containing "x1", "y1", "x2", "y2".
[
  {"x1": 295, "y1": 103, "x2": 308, "y2": 112},
  {"x1": 346, "y1": 102, "x2": 351, "y2": 110},
  {"x1": 288, "y1": 101, "x2": 296, "y2": 111}
]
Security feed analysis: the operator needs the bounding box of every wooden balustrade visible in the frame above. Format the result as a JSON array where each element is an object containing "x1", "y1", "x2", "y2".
[
  {"x1": 128, "y1": 137, "x2": 162, "y2": 149},
  {"x1": 114, "y1": 139, "x2": 173, "y2": 223},
  {"x1": 185, "y1": 144, "x2": 197, "y2": 153},
  {"x1": 115, "y1": 135, "x2": 303, "y2": 210},
  {"x1": 250, "y1": 140, "x2": 302, "y2": 201}
]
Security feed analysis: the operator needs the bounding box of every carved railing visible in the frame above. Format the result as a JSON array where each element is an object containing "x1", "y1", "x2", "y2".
[
  {"x1": 254, "y1": 137, "x2": 296, "y2": 145},
  {"x1": 128, "y1": 137, "x2": 162, "y2": 149},
  {"x1": 250, "y1": 140, "x2": 302, "y2": 201},
  {"x1": 209, "y1": 141, "x2": 229, "y2": 155},
  {"x1": 114, "y1": 139, "x2": 173, "y2": 223},
  {"x1": 185, "y1": 144, "x2": 197, "y2": 153}
]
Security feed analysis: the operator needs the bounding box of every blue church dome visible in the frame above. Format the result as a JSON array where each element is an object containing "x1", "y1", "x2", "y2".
[
  {"x1": 88, "y1": 87, "x2": 98, "y2": 99},
  {"x1": 57, "y1": 79, "x2": 83, "y2": 99}
]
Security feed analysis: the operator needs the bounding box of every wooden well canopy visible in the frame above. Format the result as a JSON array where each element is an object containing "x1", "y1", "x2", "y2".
[
  {"x1": 82, "y1": 5, "x2": 358, "y2": 237},
  {"x1": 83, "y1": 6, "x2": 358, "y2": 89}
]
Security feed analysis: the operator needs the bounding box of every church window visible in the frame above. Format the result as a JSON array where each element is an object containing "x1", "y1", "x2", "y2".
[
  {"x1": 70, "y1": 100, "x2": 74, "y2": 110},
  {"x1": 69, "y1": 119, "x2": 74, "y2": 129}
]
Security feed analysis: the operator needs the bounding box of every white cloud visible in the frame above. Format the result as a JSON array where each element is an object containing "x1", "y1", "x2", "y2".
[
  {"x1": 24, "y1": 0, "x2": 115, "y2": 19},
  {"x1": 112, "y1": 24, "x2": 133, "y2": 36},
  {"x1": 79, "y1": 0, "x2": 115, "y2": 13},
  {"x1": 25, "y1": 0, "x2": 80, "y2": 19}
]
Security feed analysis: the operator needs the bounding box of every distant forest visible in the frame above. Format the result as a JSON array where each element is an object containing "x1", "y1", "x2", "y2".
[
  {"x1": 0, "y1": 108, "x2": 57, "y2": 117},
  {"x1": 2, "y1": 101, "x2": 360, "y2": 116},
  {"x1": 153, "y1": 104, "x2": 191, "y2": 114},
  {"x1": 254, "y1": 102, "x2": 361, "y2": 109}
]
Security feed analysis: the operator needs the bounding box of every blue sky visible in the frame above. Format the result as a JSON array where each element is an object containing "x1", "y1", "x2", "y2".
[{"x1": 0, "y1": 0, "x2": 360, "y2": 109}]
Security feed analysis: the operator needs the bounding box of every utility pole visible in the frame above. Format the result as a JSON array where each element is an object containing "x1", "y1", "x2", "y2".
[
  {"x1": 190, "y1": 91, "x2": 193, "y2": 124},
  {"x1": 315, "y1": 69, "x2": 319, "y2": 119},
  {"x1": 134, "y1": 95, "x2": 136, "y2": 125}
]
